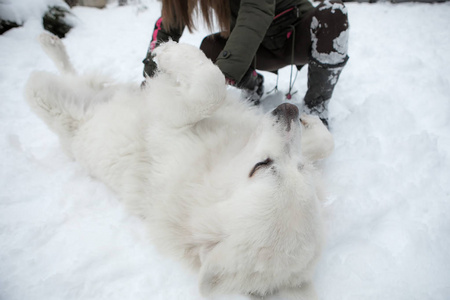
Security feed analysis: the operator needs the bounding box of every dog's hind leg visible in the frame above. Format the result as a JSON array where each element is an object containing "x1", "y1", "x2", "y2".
[
  {"x1": 25, "y1": 71, "x2": 92, "y2": 156},
  {"x1": 38, "y1": 33, "x2": 76, "y2": 75}
]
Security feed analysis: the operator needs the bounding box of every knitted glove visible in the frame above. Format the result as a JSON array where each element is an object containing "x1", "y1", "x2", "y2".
[{"x1": 142, "y1": 55, "x2": 157, "y2": 78}]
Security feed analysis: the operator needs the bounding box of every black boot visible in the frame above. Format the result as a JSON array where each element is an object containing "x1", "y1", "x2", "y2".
[{"x1": 303, "y1": 57, "x2": 348, "y2": 127}]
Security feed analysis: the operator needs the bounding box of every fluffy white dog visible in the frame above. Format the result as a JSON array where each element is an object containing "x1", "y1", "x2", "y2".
[{"x1": 25, "y1": 33, "x2": 334, "y2": 299}]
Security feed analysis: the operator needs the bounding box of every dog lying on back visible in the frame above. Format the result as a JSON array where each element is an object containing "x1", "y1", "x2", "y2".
[{"x1": 25, "y1": 33, "x2": 334, "y2": 299}]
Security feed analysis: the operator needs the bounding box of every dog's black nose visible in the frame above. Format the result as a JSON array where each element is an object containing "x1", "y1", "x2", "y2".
[{"x1": 272, "y1": 103, "x2": 299, "y2": 131}]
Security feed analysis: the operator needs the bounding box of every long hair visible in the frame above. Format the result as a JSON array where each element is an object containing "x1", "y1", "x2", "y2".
[{"x1": 162, "y1": 0, "x2": 230, "y2": 34}]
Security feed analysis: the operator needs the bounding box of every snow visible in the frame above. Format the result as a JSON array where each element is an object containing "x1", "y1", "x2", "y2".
[
  {"x1": 0, "y1": 0, "x2": 70, "y2": 24},
  {"x1": 1, "y1": 0, "x2": 450, "y2": 299}
]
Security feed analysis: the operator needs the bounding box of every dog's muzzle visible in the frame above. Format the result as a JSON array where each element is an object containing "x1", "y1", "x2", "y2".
[{"x1": 271, "y1": 103, "x2": 299, "y2": 131}]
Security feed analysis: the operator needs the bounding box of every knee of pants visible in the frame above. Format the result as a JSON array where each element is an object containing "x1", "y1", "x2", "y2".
[
  {"x1": 200, "y1": 33, "x2": 226, "y2": 62},
  {"x1": 199, "y1": 36, "x2": 213, "y2": 55},
  {"x1": 199, "y1": 35, "x2": 212, "y2": 50}
]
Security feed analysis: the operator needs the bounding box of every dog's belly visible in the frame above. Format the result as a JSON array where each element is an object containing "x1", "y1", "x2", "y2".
[{"x1": 71, "y1": 99, "x2": 150, "y2": 196}]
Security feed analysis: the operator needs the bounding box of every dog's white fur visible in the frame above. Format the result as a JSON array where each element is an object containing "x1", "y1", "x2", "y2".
[{"x1": 25, "y1": 33, "x2": 334, "y2": 299}]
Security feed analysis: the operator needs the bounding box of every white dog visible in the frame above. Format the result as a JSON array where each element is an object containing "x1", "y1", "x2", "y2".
[{"x1": 25, "y1": 33, "x2": 334, "y2": 299}]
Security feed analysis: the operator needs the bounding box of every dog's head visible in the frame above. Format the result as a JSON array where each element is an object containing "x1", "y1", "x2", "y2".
[{"x1": 196, "y1": 103, "x2": 330, "y2": 296}]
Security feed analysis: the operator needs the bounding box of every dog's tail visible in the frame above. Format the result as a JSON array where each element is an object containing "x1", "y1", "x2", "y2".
[{"x1": 38, "y1": 33, "x2": 77, "y2": 75}]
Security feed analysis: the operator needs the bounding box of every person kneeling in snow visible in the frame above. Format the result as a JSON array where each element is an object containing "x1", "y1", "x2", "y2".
[{"x1": 142, "y1": 0, "x2": 349, "y2": 126}]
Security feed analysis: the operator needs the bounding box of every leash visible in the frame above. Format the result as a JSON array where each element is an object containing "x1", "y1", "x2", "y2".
[
  {"x1": 286, "y1": 24, "x2": 299, "y2": 100},
  {"x1": 265, "y1": 7, "x2": 301, "y2": 100}
]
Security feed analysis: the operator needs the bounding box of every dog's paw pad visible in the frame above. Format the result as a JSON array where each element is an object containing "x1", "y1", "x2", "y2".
[{"x1": 39, "y1": 33, "x2": 62, "y2": 47}]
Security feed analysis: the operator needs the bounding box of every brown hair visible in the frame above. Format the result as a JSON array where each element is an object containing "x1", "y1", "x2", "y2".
[{"x1": 162, "y1": 0, "x2": 230, "y2": 34}]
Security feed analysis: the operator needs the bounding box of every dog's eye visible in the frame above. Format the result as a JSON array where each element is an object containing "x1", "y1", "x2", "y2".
[{"x1": 249, "y1": 158, "x2": 273, "y2": 178}]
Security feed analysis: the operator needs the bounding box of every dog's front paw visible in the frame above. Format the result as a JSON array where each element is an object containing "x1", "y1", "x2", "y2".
[
  {"x1": 154, "y1": 41, "x2": 214, "y2": 76},
  {"x1": 154, "y1": 42, "x2": 225, "y2": 93},
  {"x1": 150, "y1": 42, "x2": 226, "y2": 126}
]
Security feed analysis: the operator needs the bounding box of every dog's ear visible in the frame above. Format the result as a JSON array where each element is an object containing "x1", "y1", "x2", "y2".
[
  {"x1": 198, "y1": 241, "x2": 236, "y2": 296},
  {"x1": 300, "y1": 114, "x2": 334, "y2": 162}
]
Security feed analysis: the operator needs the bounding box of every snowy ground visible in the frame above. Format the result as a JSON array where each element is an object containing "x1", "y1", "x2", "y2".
[{"x1": 1, "y1": 1, "x2": 450, "y2": 299}]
